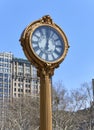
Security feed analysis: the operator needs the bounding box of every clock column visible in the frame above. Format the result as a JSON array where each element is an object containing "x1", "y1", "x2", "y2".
[{"x1": 37, "y1": 67, "x2": 54, "y2": 130}]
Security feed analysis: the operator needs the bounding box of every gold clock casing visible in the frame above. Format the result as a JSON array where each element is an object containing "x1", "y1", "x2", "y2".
[{"x1": 20, "y1": 15, "x2": 69, "y2": 70}]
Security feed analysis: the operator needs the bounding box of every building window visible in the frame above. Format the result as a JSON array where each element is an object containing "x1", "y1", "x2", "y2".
[
  {"x1": 0, "y1": 78, "x2": 2, "y2": 82},
  {"x1": 14, "y1": 93, "x2": 16, "y2": 97},
  {"x1": 26, "y1": 63, "x2": 30, "y2": 67},
  {"x1": 18, "y1": 67, "x2": 23, "y2": 73},
  {"x1": 25, "y1": 67, "x2": 30, "y2": 74},
  {"x1": 4, "y1": 89, "x2": 8, "y2": 93},
  {"x1": 18, "y1": 94, "x2": 20, "y2": 97},
  {"x1": 28, "y1": 84, "x2": 30, "y2": 88},
  {"x1": 18, "y1": 78, "x2": 23, "y2": 82},
  {"x1": 18, "y1": 88, "x2": 23, "y2": 92},
  {"x1": 32, "y1": 67, "x2": 37, "y2": 77},
  {"x1": 0, "y1": 88, "x2": 3, "y2": 92},
  {"x1": 14, "y1": 78, "x2": 17, "y2": 81},
  {"x1": 5, "y1": 84, "x2": 8, "y2": 88},
  {"x1": 25, "y1": 89, "x2": 28, "y2": 93},
  {"x1": 26, "y1": 79, "x2": 31, "y2": 83},
  {"x1": 14, "y1": 88, "x2": 16, "y2": 91},
  {"x1": 0, "y1": 73, "x2": 3, "y2": 77},
  {"x1": 4, "y1": 74, "x2": 8, "y2": 77},
  {"x1": 0, "y1": 83, "x2": 2, "y2": 87},
  {"x1": 25, "y1": 84, "x2": 30, "y2": 88},
  {"x1": 0, "y1": 93, "x2": 3, "y2": 97},
  {"x1": 4, "y1": 78, "x2": 8, "y2": 82},
  {"x1": 18, "y1": 72, "x2": 23, "y2": 76}
]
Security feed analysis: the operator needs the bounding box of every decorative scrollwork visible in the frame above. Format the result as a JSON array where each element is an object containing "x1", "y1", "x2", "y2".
[{"x1": 41, "y1": 15, "x2": 53, "y2": 24}]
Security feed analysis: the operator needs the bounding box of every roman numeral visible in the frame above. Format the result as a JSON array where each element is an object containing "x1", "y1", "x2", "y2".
[
  {"x1": 51, "y1": 54, "x2": 56, "y2": 60},
  {"x1": 39, "y1": 29, "x2": 44, "y2": 36},
  {"x1": 49, "y1": 31, "x2": 54, "y2": 39},
  {"x1": 32, "y1": 41, "x2": 38, "y2": 44},
  {"x1": 52, "y1": 52, "x2": 58, "y2": 60},
  {"x1": 54, "y1": 49, "x2": 60, "y2": 55},
  {"x1": 33, "y1": 46, "x2": 39, "y2": 52},
  {"x1": 34, "y1": 34, "x2": 40, "y2": 39},
  {"x1": 54, "y1": 38, "x2": 60, "y2": 42},
  {"x1": 56, "y1": 45, "x2": 62, "y2": 48},
  {"x1": 45, "y1": 53, "x2": 48, "y2": 61},
  {"x1": 39, "y1": 51, "x2": 43, "y2": 58}
]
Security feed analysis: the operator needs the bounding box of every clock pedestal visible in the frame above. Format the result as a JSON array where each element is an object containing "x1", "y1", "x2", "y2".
[{"x1": 38, "y1": 68, "x2": 53, "y2": 130}]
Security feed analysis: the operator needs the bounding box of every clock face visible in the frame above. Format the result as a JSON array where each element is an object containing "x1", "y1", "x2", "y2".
[{"x1": 31, "y1": 25, "x2": 65, "y2": 62}]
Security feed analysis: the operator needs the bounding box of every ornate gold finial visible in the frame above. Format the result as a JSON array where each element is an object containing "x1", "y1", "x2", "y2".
[{"x1": 41, "y1": 15, "x2": 53, "y2": 24}]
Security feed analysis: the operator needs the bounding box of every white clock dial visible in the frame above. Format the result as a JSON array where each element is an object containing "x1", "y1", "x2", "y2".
[{"x1": 31, "y1": 25, "x2": 65, "y2": 62}]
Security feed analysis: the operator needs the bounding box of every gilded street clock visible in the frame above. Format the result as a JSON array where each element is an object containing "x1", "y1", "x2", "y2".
[
  {"x1": 20, "y1": 15, "x2": 69, "y2": 70},
  {"x1": 20, "y1": 15, "x2": 69, "y2": 130}
]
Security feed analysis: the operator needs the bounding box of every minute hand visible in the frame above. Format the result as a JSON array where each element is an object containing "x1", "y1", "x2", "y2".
[{"x1": 45, "y1": 38, "x2": 49, "y2": 50}]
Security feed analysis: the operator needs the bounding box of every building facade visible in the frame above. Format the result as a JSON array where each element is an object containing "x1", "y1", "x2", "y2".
[
  {"x1": 11, "y1": 57, "x2": 40, "y2": 98},
  {"x1": 0, "y1": 52, "x2": 39, "y2": 100},
  {"x1": 0, "y1": 52, "x2": 12, "y2": 100},
  {"x1": 0, "y1": 52, "x2": 13, "y2": 125}
]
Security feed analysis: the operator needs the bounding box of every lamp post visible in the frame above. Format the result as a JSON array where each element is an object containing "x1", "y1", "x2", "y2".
[
  {"x1": 90, "y1": 79, "x2": 94, "y2": 130},
  {"x1": 20, "y1": 15, "x2": 69, "y2": 130},
  {"x1": 92, "y1": 79, "x2": 94, "y2": 104}
]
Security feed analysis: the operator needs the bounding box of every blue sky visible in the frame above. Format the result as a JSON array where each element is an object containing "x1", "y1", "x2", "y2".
[{"x1": 0, "y1": 0, "x2": 94, "y2": 90}]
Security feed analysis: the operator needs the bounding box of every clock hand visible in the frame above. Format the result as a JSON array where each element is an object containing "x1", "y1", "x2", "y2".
[
  {"x1": 44, "y1": 29, "x2": 50, "y2": 50},
  {"x1": 45, "y1": 38, "x2": 49, "y2": 50}
]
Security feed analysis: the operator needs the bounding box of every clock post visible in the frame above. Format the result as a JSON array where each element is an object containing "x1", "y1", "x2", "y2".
[
  {"x1": 38, "y1": 67, "x2": 53, "y2": 130},
  {"x1": 20, "y1": 15, "x2": 69, "y2": 130}
]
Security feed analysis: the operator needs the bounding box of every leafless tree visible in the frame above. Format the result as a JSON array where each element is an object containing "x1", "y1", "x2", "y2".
[
  {"x1": 4, "y1": 95, "x2": 40, "y2": 130},
  {"x1": 0, "y1": 81, "x2": 93, "y2": 130},
  {"x1": 52, "y1": 81, "x2": 94, "y2": 130}
]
